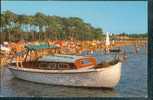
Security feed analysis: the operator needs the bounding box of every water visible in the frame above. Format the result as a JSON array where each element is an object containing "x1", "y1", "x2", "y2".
[{"x1": 0, "y1": 46, "x2": 147, "y2": 97}]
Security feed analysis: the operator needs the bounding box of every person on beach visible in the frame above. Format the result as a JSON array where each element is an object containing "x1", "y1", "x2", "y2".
[
  {"x1": 48, "y1": 40, "x2": 54, "y2": 46},
  {"x1": 88, "y1": 40, "x2": 96, "y2": 55},
  {"x1": 14, "y1": 40, "x2": 26, "y2": 68},
  {"x1": 47, "y1": 40, "x2": 55, "y2": 54},
  {"x1": 1, "y1": 42, "x2": 11, "y2": 54},
  {"x1": 54, "y1": 40, "x2": 64, "y2": 54}
]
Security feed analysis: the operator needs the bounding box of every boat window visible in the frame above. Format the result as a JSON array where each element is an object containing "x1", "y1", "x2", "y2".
[
  {"x1": 81, "y1": 59, "x2": 91, "y2": 64},
  {"x1": 37, "y1": 62, "x2": 75, "y2": 70}
]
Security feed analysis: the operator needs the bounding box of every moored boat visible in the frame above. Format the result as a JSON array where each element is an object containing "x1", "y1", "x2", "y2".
[{"x1": 8, "y1": 54, "x2": 122, "y2": 88}]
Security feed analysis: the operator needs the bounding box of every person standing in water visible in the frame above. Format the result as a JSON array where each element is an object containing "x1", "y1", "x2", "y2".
[{"x1": 134, "y1": 43, "x2": 140, "y2": 54}]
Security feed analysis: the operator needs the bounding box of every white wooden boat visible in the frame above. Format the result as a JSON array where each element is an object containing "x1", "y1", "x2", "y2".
[{"x1": 8, "y1": 55, "x2": 122, "y2": 88}]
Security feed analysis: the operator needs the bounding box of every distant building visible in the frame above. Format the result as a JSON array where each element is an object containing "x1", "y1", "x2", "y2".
[{"x1": 114, "y1": 34, "x2": 130, "y2": 40}]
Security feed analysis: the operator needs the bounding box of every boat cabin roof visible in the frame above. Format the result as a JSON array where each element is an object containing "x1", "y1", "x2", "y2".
[{"x1": 38, "y1": 54, "x2": 86, "y2": 63}]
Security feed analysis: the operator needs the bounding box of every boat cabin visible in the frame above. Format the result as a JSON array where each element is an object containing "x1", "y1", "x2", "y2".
[
  {"x1": 37, "y1": 55, "x2": 97, "y2": 70},
  {"x1": 10, "y1": 55, "x2": 97, "y2": 70}
]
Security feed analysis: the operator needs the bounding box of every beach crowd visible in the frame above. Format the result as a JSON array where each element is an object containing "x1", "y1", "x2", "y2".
[{"x1": 0, "y1": 39, "x2": 112, "y2": 67}]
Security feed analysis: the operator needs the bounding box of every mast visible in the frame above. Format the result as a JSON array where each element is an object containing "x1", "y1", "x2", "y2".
[
  {"x1": 105, "y1": 32, "x2": 110, "y2": 46},
  {"x1": 105, "y1": 32, "x2": 110, "y2": 53}
]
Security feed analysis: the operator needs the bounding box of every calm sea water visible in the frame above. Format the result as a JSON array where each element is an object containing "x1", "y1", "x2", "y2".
[{"x1": 0, "y1": 46, "x2": 147, "y2": 97}]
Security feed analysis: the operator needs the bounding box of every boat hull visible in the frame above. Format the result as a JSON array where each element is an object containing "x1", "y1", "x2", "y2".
[{"x1": 8, "y1": 62, "x2": 122, "y2": 88}]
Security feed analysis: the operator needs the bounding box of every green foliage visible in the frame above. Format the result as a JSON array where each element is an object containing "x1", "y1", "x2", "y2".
[
  {"x1": 0, "y1": 10, "x2": 104, "y2": 43},
  {"x1": 128, "y1": 33, "x2": 148, "y2": 38}
]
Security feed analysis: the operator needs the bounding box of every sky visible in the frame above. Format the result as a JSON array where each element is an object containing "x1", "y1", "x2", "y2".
[{"x1": 1, "y1": 1, "x2": 147, "y2": 34}]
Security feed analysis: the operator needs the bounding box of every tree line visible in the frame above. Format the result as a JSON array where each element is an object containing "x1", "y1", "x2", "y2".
[
  {"x1": 128, "y1": 33, "x2": 147, "y2": 38},
  {"x1": 0, "y1": 10, "x2": 105, "y2": 43}
]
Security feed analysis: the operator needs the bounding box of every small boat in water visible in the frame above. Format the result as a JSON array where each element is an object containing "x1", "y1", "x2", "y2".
[{"x1": 8, "y1": 54, "x2": 122, "y2": 88}]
